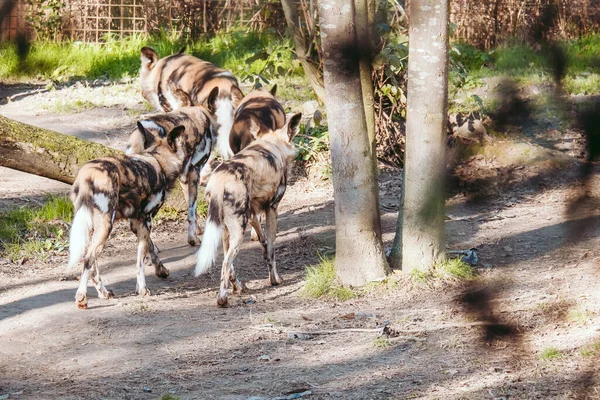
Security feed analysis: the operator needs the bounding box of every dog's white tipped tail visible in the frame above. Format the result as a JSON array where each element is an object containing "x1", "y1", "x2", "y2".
[
  {"x1": 195, "y1": 220, "x2": 222, "y2": 277},
  {"x1": 68, "y1": 206, "x2": 92, "y2": 268},
  {"x1": 215, "y1": 98, "x2": 234, "y2": 159}
]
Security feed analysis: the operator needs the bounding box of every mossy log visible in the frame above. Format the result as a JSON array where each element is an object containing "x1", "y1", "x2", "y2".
[{"x1": 0, "y1": 114, "x2": 187, "y2": 209}]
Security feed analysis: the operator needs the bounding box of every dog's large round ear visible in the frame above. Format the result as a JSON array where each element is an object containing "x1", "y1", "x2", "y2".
[
  {"x1": 140, "y1": 47, "x2": 158, "y2": 70},
  {"x1": 269, "y1": 84, "x2": 278, "y2": 97},
  {"x1": 287, "y1": 113, "x2": 302, "y2": 142},
  {"x1": 137, "y1": 121, "x2": 155, "y2": 148},
  {"x1": 231, "y1": 85, "x2": 245, "y2": 107},
  {"x1": 167, "y1": 126, "x2": 186, "y2": 150},
  {"x1": 207, "y1": 87, "x2": 219, "y2": 114}
]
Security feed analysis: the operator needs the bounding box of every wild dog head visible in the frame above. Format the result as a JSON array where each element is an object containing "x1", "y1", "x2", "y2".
[
  {"x1": 126, "y1": 105, "x2": 215, "y2": 175},
  {"x1": 229, "y1": 85, "x2": 286, "y2": 155},
  {"x1": 139, "y1": 47, "x2": 244, "y2": 160}
]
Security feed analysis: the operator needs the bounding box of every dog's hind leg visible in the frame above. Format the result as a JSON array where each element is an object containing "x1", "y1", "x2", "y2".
[
  {"x1": 217, "y1": 221, "x2": 244, "y2": 307},
  {"x1": 264, "y1": 207, "x2": 282, "y2": 286},
  {"x1": 184, "y1": 167, "x2": 201, "y2": 246},
  {"x1": 131, "y1": 218, "x2": 153, "y2": 296},
  {"x1": 77, "y1": 212, "x2": 114, "y2": 308}
]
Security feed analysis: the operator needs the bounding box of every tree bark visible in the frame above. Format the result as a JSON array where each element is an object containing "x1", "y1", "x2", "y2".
[
  {"x1": 392, "y1": 0, "x2": 449, "y2": 272},
  {"x1": 319, "y1": 0, "x2": 389, "y2": 286},
  {"x1": 281, "y1": 0, "x2": 326, "y2": 104},
  {"x1": 354, "y1": 0, "x2": 377, "y2": 153}
]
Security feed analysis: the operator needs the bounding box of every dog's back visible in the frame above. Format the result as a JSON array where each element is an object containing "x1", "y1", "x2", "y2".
[
  {"x1": 140, "y1": 47, "x2": 242, "y2": 113},
  {"x1": 229, "y1": 86, "x2": 286, "y2": 154}
]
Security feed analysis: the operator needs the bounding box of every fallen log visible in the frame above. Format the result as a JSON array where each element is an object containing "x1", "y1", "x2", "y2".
[{"x1": 0, "y1": 114, "x2": 187, "y2": 209}]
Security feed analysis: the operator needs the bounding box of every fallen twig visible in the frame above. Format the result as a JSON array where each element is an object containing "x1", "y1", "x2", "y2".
[{"x1": 250, "y1": 325, "x2": 425, "y2": 342}]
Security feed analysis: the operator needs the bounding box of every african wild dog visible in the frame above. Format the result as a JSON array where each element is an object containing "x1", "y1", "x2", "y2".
[
  {"x1": 68, "y1": 125, "x2": 186, "y2": 309},
  {"x1": 139, "y1": 47, "x2": 243, "y2": 164},
  {"x1": 126, "y1": 100, "x2": 216, "y2": 246},
  {"x1": 219, "y1": 85, "x2": 287, "y2": 241},
  {"x1": 194, "y1": 113, "x2": 302, "y2": 307},
  {"x1": 229, "y1": 85, "x2": 285, "y2": 154}
]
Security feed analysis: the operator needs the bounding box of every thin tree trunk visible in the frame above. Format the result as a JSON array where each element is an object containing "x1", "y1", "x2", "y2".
[
  {"x1": 319, "y1": 0, "x2": 389, "y2": 286},
  {"x1": 354, "y1": 0, "x2": 377, "y2": 153},
  {"x1": 394, "y1": 0, "x2": 449, "y2": 272},
  {"x1": 281, "y1": 0, "x2": 326, "y2": 104}
]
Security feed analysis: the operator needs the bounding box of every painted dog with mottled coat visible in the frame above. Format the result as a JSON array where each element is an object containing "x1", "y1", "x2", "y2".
[
  {"x1": 126, "y1": 102, "x2": 216, "y2": 246},
  {"x1": 139, "y1": 47, "x2": 243, "y2": 164},
  {"x1": 194, "y1": 113, "x2": 302, "y2": 307},
  {"x1": 68, "y1": 125, "x2": 186, "y2": 309}
]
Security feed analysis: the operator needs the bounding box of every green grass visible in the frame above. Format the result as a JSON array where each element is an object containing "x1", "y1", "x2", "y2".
[
  {"x1": 579, "y1": 340, "x2": 600, "y2": 358},
  {"x1": 0, "y1": 195, "x2": 73, "y2": 261},
  {"x1": 410, "y1": 257, "x2": 476, "y2": 284},
  {"x1": 539, "y1": 346, "x2": 564, "y2": 361},
  {"x1": 372, "y1": 337, "x2": 392, "y2": 349},
  {"x1": 0, "y1": 30, "x2": 301, "y2": 83},
  {"x1": 154, "y1": 204, "x2": 181, "y2": 222},
  {"x1": 568, "y1": 308, "x2": 593, "y2": 325},
  {"x1": 449, "y1": 34, "x2": 600, "y2": 96},
  {"x1": 302, "y1": 257, "x2": 356, "y2": 301}
]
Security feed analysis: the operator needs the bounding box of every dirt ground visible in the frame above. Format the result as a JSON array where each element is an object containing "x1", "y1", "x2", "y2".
[{"x1": 0, "y1": 82, "x2": 599, "y2": 400}]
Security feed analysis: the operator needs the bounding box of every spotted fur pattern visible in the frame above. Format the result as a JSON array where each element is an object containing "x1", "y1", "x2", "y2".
[
  {"x1": 69, "y1": 126, "x2": 186, "y2": 309},
  {"x1": 139, "y1": 47, "x2": 243, "y2": 161},
  {"x1": 126, "y1": 106, "x2": 216, "y2": 246},
  {"x1": 194, "y1": 113, "x2": 302, "y2": 307},
  {"x1": 229, "y1": 85, "x2": 286, "y2": 154}
]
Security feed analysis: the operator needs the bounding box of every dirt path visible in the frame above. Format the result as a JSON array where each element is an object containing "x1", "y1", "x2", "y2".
[{"x1": 1, "y1": 83, "x2": 599, "y2": 399}]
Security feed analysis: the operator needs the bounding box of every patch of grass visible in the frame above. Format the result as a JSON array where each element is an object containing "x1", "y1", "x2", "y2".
[
  {"x1": 568, "y1": 308, "x2": 593, "y2": 325},
  {"x1": 196, "y1": 199, "x2": 208, "y2": 218},
  {"x1": 536, "y1": 298, "x2": 575, "y2": 322},
  {"x1": 262, "y1": 314, "x2": 279, "y2": 325},
  {"x1": 436, "y1": 257, "x2": 476, "y2": 280},
  {"x1": 539, "y1": 346, "x2": 564, "y2": 361},
  {"x1": 302, "y1": 257, "x2": 356, "y2": 301},
  {"x1": 372, "y1": 337, "x2": 392, "y2": 349},
  {"x1": 44, "y1": 98, "x2": 96, "y2": 113},
  {"x1": 409, "y1": 257, "x2": 476, "y2": 285},
  {"x1": 159, "y1": 395, "x2": 181, "y2": 400},
  {"x1": 579, "y1": 340, "x2": 600, "y2": 358},
  {"x1": 154, "y1": 205, "x2": 181, "y2": 222},
  {"x1": 0, "y1": 195, "x2": 73, "y2": 261},
  {"x1": 410, "y1": 268, "x2": 433, "y2": 285},
  {"x1": 0, "y1": 30, "x2": 301, "y2": 83}
]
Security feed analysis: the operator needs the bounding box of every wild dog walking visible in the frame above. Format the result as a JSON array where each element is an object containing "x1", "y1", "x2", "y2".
[
  {"x1": 139, "y1": 47, "x2": 243, "y2": 162},
  {"x1": 68, "y1": 125, "x2": 186, "y2": 309},
  {"x1": 126, "y1": 102, "x2": 216, "y2": 246},
  {"x1": 194, "y1": 113, "x2": 302, "y2": 307},
  {"x1": 226, "y1": 85, "x2": 287, "y2": 240}
]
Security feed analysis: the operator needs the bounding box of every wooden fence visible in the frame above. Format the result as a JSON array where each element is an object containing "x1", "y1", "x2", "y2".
[
  {"x1": 2, "y1": 0, "x2": 600, "y2": 46},
  {"x1": 1, "y1": 0, "x2": 289, "y2": 42}
]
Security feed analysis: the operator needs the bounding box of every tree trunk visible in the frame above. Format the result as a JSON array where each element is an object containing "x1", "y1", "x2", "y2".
[
  {"x1": 0, "y1": 114, "x2": 122, "y2": 184},
  {"x1": 319, "y1": 0, "x2": 389, "y2": 286},
  {"x1": 392, "y1": 0, "x2": 449, "y2": 272},
  {"x1": 354, "y1": 0, "x2": 377, "y2": 153},
  {"x1": 0, "y1": 115, "x2": 187, "y2": 209},
  {"x1": 281, "y1": 0, "x2": 326, "y2": 104}
]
